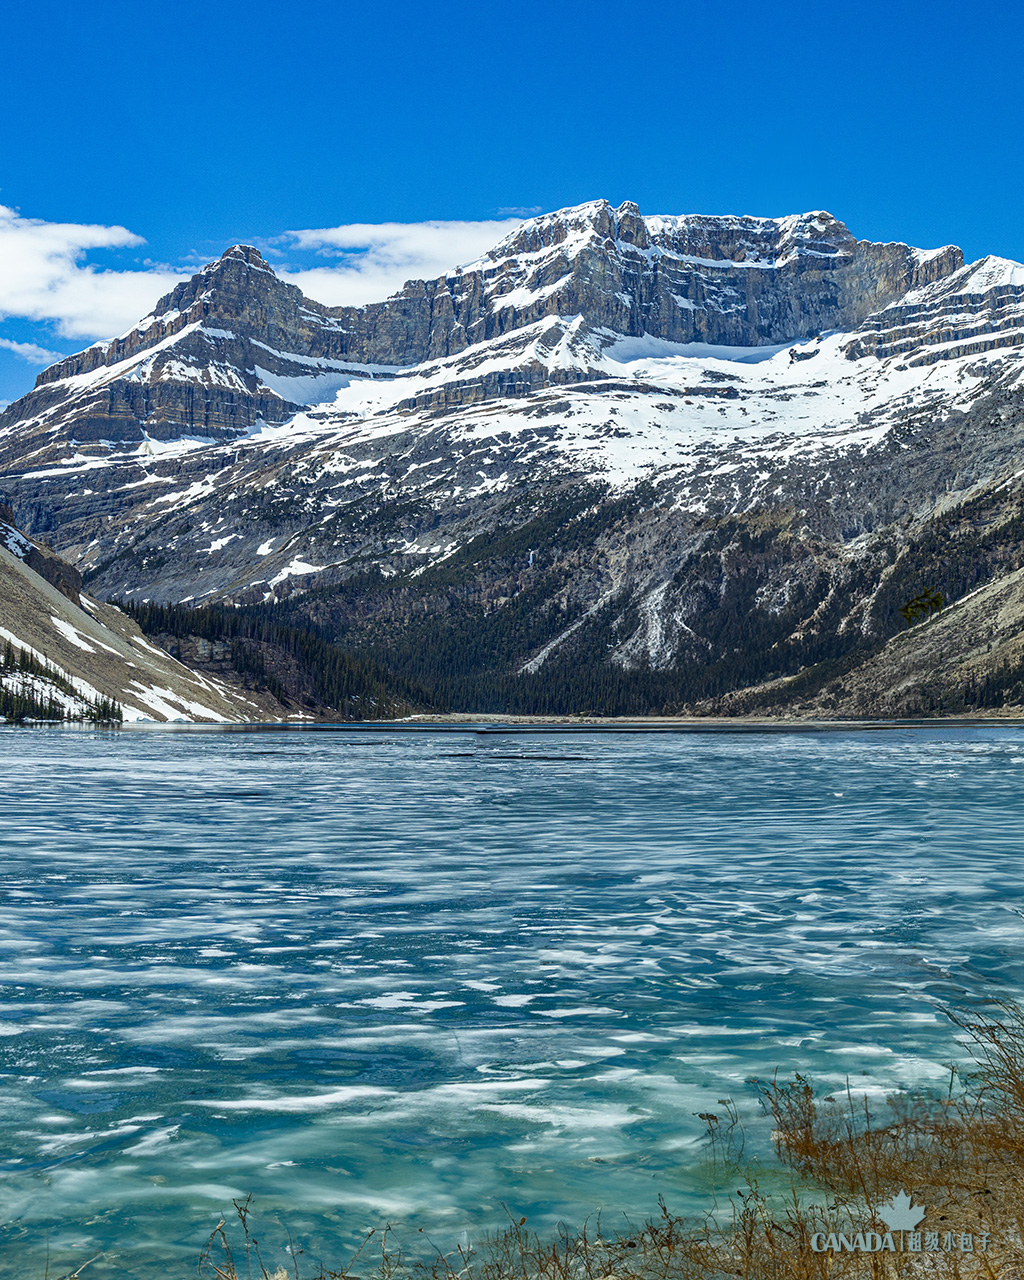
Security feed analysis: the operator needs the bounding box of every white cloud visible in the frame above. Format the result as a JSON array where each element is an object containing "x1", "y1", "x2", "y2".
[
  {"x1": 0, "y1": 205, "x2": 186, "y2": 340},
  {"x1": 0, "y1": 208, "x2": 533, "y2": 343},
  {"x1": 0, "y1": 336, "x2": 62, "y2": 364},
  {"x1": 280, "y1": 219, "x2": 523, "y2": 306}
]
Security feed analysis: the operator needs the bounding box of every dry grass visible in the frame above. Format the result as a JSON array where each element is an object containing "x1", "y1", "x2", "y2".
[{"x1": 196, "y1": 1004, "x2": 1024, "y2": 1280}]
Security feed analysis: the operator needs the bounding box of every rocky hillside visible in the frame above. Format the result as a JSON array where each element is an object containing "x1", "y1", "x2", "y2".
[
  {"x1": 0, "y1": 509, "x2": 273, "y2": 722},
  {"x1": 2, "y1": 200, "x2": 1024, "y2": 716}
]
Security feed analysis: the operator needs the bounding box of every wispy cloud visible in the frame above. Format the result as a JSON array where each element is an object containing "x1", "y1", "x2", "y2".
[
  {"x1": 0, "y1": 336, "x2": 62, "y2": 364},
  {"x1": 0, "y1": 208, "x2": 537, "y2": 342},
  {"x1": 279, "y1": 219, "x2": 524, "y2": 306},
  {"x1": 0, "y1": 205, "x2": 185, "y2": 339}
]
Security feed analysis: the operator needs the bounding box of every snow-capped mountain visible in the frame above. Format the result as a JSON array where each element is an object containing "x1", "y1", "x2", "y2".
[{"x1": 2, "y1": 199, "x2": 1024, "y2": 715}]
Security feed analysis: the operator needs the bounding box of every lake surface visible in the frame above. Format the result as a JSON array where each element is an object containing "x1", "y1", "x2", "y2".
[{"x1": 2, "y1": 723, "x2": 1024, "y2": 1278}]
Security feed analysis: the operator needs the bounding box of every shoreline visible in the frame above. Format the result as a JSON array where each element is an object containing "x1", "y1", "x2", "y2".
[{"x1": 25, "y1": 712, "x2": 1024, "y2": 732}]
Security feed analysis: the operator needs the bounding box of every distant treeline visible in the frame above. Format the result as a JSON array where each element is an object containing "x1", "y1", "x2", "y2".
[
  {"x1": 123, "y1": 587, "x2": 1024, "y2": 720},
  {"x1": 318, "y1": 481, "x2": 1024, "y2": 717},
  {"x1": 118, "y1": 600, "x2": 432, "y2": 719},
  {"x1": 0, "y1": 640, "x2": 121, "y2": 723}
]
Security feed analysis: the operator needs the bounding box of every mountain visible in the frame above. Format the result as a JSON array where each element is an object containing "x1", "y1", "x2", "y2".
[{"x1": 2, "y1": 199, "x2": 1024, "y2": 717}]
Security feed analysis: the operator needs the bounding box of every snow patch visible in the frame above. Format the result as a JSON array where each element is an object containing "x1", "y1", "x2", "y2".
[
  {"x1": 203, "y1": 533, "x2": 242, "y2": 554},
  {"x1": 254, "y1": 367, "x2": 354, "y2": 406},
  {"x1": 50, "y1": 617, "x2": 97, "y2": 652},
  {"x1": 0, "y1": 523, "x2": 31, "y2": 558},
  {"x1": 269, "y1": 557, "x2": 325, "y2": 586},
  {"x1": 603, "y1": 333, "x2": 791, "y2": 364}
]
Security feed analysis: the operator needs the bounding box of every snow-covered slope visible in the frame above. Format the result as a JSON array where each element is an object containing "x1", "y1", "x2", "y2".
[{"x1": 0, "y1": 514, "x2": 268, "y2": 722}]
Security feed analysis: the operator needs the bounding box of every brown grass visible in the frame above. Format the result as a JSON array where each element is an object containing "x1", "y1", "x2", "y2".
[{"x1": 198, "y1": 1004, "x2": 1024, "y2": 1280}]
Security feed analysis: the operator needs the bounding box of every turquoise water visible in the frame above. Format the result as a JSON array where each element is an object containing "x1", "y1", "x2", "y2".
[{"x1": 2, "y1": 724, "x2": 1024, "y2": 1277}]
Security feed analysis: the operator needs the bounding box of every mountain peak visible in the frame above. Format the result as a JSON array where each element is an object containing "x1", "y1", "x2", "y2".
[
  {"x1": 146, "y1": 242, "x2": 290, "y2": 324},
  {"x1": 481, "y1": 201, "x2": 870, "y2": 272},
  {"x1": 213, "y1": 244, "x2": 276, "y2": 273},
  {"x1": 481, "y1": 199, "x2": 641, "y2": 259}
]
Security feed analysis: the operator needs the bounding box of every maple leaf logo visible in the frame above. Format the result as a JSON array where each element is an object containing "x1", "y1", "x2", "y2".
[{"x1": 878, "y1": 1190, "x2": 926, "y2": 1232}]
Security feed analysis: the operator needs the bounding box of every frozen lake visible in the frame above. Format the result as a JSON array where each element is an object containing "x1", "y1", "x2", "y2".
[{"x1": 1, "y1": 723, "x2": 1023, "y2": 1277}]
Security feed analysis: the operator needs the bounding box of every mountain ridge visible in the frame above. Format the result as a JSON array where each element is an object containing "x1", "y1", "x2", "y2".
[{"x1": 5, "y1": 202, "x2": 984, "y2": 451}]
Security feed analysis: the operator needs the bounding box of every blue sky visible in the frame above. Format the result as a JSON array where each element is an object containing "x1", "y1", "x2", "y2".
[{"x1": 1, "y1": 0, "x2": 1021, "y2": 404}]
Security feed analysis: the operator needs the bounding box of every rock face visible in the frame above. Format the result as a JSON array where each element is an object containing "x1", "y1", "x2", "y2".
[
  {"x1": 842, "y1": 254, "x2": 1024, "y2": 364},
  {"x1": 454, "y1": 204, "x2": 963, "y2": 351},
  {"x1": 2, "y1": 199, "x2": 1024, "y2": 716}
]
